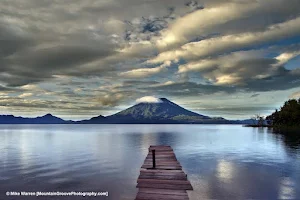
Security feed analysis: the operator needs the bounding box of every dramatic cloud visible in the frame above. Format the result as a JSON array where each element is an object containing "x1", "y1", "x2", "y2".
[
  {"x1": 157, "y1": 2, "x2": 256, "y2": 49},
  {"x1": 151, "y1": 17, "x2": 300, "y2": 64},
  {"x1": 156, "y1": 0, "x2": 300, "y2": 50},
  {"x1": 18, "y1": 93, "x2": 33, "y2": 98},
  {"x1": 144, "y1": 81, "x2": 237, "y2": 96},
  {"x1": 250, "y1": 94, "x2": 260, "y2": 98},
  {"x1": 120, "y1": 61, "x2": 172, "y2": 78},
  {"x1": 178, "y1": 50, "x2": 300, "y2": 89},
  {"x1": 94, "y1": 93, "x2": 125, "y2": 107},
  {"x1": 289, "y1": 91, "x2": 300, "y2": 99},
  {"x1": 1, "y1": 0, "x2": 300, "y2": 119},
  {"x1": 273, "y1": 51, "x2": 300, "y2": 67}
]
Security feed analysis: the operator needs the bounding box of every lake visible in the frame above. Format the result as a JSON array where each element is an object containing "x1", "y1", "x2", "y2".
[{"x1": 0, "y1": 125, "x2": 300, "y2": 199}]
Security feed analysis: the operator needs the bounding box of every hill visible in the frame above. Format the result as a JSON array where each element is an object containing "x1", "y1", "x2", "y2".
[
  {"x1": 0, "y1": 114, "x2": 67, "y2": 124},
  {"x1": 105, "y1": 98, "x2": 228, "y2": 124}
]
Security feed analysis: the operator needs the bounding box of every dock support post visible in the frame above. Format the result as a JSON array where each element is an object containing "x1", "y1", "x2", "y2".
[{"x1": 152, "y1": 149, "x2": 156, "y2": 169}]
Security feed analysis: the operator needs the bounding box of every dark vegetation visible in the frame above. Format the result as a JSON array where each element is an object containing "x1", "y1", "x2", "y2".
[
  {"x1": 245, "y1": 114, "x2": 270, "y2": 127},
  {"x1": 266, "y1": 99, "x2": 300, "y2": 127}
]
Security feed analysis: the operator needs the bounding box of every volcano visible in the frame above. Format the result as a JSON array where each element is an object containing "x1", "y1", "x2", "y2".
[{"x1": 105, "y1": 98, "x2": 226, "y2": 124}]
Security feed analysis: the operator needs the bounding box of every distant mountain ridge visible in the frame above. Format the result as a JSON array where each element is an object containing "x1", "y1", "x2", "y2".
[
  {"x1": 0, "y1": 114, "x2": 68, "y2": 124},
  {"x1": 0, "y1": 98, "x2": 255, "y2": 124}
]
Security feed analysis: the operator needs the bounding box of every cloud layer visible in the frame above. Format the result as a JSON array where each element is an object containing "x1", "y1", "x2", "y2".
[
  {"x1": 1, "y1": 0, "x2": 300, "y2": 119},
  {"x1": 136, "y1": 96, "x2": 163, "y2": 104}
]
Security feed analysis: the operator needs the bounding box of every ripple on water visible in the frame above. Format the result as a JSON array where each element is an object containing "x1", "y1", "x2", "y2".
[
  {"x1": 241, "y1": 159, "x2": 255, "y2": 163},
  {"x1": 49, "y1": 178, "x2": 83, "y2": 191},
  {"x1": 67, "y1": 158, "x2": 99, "y2": 170},
  {"x1": 0, "y1": 176, "x2": 10, "y2": 181},
  {"x1": 33, "y1": 168, "x2": 59, "y2": 178},
  {"x1": 278, "y1": 177, "x2": 296, "y2": 199},
  {"x1": 34, "y1": 159, "x2": 104, "y2": 180},
  {"x1": 49, "y1": 177, "x2": 72, "y2": 184},
  {"x1": 21, "y1": 163, "x2": 53, "y2": 173}
]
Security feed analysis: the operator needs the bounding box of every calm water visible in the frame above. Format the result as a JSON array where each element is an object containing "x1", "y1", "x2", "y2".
[{"x1": 0, "y1": 125, "x2": 300, "y2": 200}]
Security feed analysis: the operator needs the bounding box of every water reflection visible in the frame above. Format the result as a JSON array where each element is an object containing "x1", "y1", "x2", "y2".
[
  {"x1": 279, "y1": 177, "x2": 295, "y2": 199},
  {"x1": 216, "y1": 160, "x2": 234, "y2": 183},
  {"x1": 271, "y1": 128, "x2": 300, "y2": 157},
  {"x1": 0, "y1": 125, "x2": 300, "y2": 200}
]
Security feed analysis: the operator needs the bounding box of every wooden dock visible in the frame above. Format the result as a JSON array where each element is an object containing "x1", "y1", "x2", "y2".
[{"x1": 135, "y1": 145, "x2": 193, "y2": 200}]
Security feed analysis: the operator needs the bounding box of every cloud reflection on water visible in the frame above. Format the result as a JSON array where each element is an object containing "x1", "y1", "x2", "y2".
[
  {"x1": 216, "y1": 159, "x2": 234, "y2": 184},
  {"x1": 279, "y1": 177, "x2": 295, "y2": 199},
  {"x1": 0, "y1": 125, "x2": 300, "y2": 200}
]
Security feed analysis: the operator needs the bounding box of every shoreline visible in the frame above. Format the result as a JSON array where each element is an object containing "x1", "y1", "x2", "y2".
[{"x1": 244, "y1": 125, "x2": 273, "y2": 128}]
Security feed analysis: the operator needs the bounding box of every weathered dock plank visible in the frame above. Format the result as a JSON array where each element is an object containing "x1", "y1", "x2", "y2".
[{"x1": 135, "y1": 145, "x2": 193, "y2": 200}]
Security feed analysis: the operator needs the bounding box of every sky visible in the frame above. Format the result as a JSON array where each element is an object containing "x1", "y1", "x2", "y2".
[{"x1": 0, "y1": 0, "x2": 300, "y2": 120}]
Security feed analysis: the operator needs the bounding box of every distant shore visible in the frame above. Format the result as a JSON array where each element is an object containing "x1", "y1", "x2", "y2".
[
  {"x1": 244, "y1": 125, "x2": 273, "y2": 128},
  {"x1": 244, "y1": 125, "x2": 300, "y2": 131}
]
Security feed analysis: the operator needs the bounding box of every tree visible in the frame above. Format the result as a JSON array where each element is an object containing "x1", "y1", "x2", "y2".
[
  {"x1": 267, "y1": 99, "x2": 300, "y2": 127},
  {"x1": 252, "y1": 114, "x2": 265, "y2": 126},
  {"x1": 251, "y1": 116, "x2": 257, "y2": 125}
]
